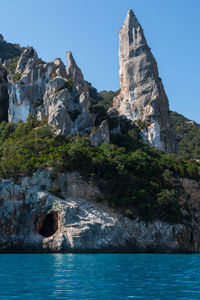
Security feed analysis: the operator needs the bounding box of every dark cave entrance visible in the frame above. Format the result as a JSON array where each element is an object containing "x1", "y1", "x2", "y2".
[{"x1": 36, "y1": 212, "x2": 58, "y2": 237}]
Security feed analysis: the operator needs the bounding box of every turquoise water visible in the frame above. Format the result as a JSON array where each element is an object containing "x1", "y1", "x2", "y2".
[{"x1": 1, "y1": 254, "x2": 200, "y2": 299}]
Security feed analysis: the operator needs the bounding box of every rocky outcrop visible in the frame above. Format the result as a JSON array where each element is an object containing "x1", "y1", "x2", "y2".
[
  {"x1": 0, "y1": 65, "x2": 9, "y2": 122},
  {"x1": 7, "y1": 47, "x2": 95, "y2": 135},
  {"x1": 15, "y1": 47, "x2": 38, "y2": 74},
  {"x1": 66, "y1": 51, "x2": 85, "y2": 86},
  {"x1": 0, "y1": 170, "x2": 198, "y2": 253},
  {"x1": 89, "y1": 120, "x2": 110, "y2": 146},
  {"x1": 41, "y1": 77, "x2": 94, "y2": 135},
  {"x1": 8, "y1": 47, "x2": 67, "y2": 123},
  {"x1": 113, "y1": 9, "x2": 178, "y2": 153},
  {"x1": 0, "y1": 34, "x2": 4, "y2": 42}
]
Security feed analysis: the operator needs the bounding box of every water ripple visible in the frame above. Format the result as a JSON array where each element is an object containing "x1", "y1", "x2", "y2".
[{"x1": 0, "y1": 254, "x2": 200, "y2": 299}]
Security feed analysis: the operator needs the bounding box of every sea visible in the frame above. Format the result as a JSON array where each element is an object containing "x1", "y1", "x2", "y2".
[{"x1": 0, "y1": 253, "x2": 200, "y2": 299}]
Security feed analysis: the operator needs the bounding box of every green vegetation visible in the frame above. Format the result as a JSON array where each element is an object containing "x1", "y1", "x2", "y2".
[
  {"x1": 12, "y1": 72, "x2": 22, "y2": 82},
  {"x1": 0, "y1": 115, "x2": 199, "y2": 223},
  {"x1": 49, "y1": 185, "x2": 64, "y2": 199},
  {"x1": 135, "y1": 119, "x2": 147, "y2": 130},
  {"x1": 171, "y1": 111, "x2": 200, "y2": 160},
  {"x1": 88, "y1": 88, "x2": 121, "y2": 127},
  {"x1": 89, "y1": 90, "x2": 200, "y2": 163},
  {"x1": 32, "y1": 98, "x2": 43, "y2": 109},
  {"x1": 89, "y1": 86, "x2": 120, "y2": 110},
  {"x1": 6, "y1": 56, "x2": 20, "y2": 73},
  {"x1": 36, "y1": 58, "x2": 45, "y2": 65},
  {"x1": 0, "y1": 40, "x2": 23, "y2": 61},
  {"x1": 54, "y1": 79, "x2": 75, "y2": 95},
  {"x1": 98, "y1": 90, "x2": 120, "y2": 109}
]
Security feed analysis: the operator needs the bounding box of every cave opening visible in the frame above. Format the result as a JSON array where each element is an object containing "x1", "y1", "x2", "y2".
[{"x1": 36, "y1": 212, "x2": 58, "y2": 238}]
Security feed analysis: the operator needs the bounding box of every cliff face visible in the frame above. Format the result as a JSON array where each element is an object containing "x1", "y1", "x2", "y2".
[
  {"x1": 1, "y1": 11, "x2": 179, "y2": 151},
  {"x1": 0, "y1": 12, "x2": 198, "y2": 253},
  {"x1": 113, "y1": 10, "x2": 178, "y2": 153},
  {"x1": 6, "y1": 48, "x2": 96, "y2": 136},
  {"x1": 0, "y1": 65, "x2": 8, "y2": 122},
  {"x1": 0, "y1": 170, "x2": 199, "y2": 253}
]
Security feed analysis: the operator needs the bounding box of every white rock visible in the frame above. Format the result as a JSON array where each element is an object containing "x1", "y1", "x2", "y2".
[
  {"x1": 0, "y1": 170, "x2": 192, "y2": 253},
  {"x1": 113, "y1": 9, "x2": 178, "y2": 153},
  {"x1": 89, "y1": 120, "x2": 110, "y2": 146}
]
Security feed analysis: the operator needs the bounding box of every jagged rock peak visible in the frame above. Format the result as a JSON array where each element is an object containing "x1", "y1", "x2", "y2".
[
  {"x1": 7, "y1": 46, "x2": 94, "y2": 136},
  {"x1": 122, "y1": 9, "x2": 147, "y2": 47},
  {"x1": 113, "y1": 9, "x2": 178, "y2": 153},
  {"x1": 15, "y1": 46, "x2": 38, "y2": 74},
  {"x1": 66, "y1": 51, "x2": 84, "y2": 85}
]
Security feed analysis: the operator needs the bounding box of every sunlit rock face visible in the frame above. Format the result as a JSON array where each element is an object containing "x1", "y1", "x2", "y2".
[
  {"x1": 113, "y1": 9, "x2": 178, "y2": 153},
  {"x1": 7, "y1": 47, "x2": 94, "y2": 136},
  {"x1": 8, "y1": 47, "x2": 67, "y2": 123},
  {"x1": 66, "y1": 51, "x2": 85, "y2": 86},
  {"x1": 41, "y1": 77, "x2": 94, "y2": 136},
  {"x1": 0, "y1": 170, "x2": 199, "y2": 253}
]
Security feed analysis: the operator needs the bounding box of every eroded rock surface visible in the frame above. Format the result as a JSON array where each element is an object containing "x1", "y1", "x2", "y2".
[
  {"x1": 89, "y1": 120, "x2": 110, "y2": 146},
  {"x1": 113, "y1": 9, "x2": 178, "y2": 153},
  {"x1": 0, "y1": 170, "x2": 199, "y2": 253},
  {"x1": 8, "y1": 47, "x2": 94, "y2": 135},
  {"x1": 66, "y1": 51, "x2": 85, "y2": 86},
  {"x1": 8, "y1": 47, "x2": 67, "y2": 123}
]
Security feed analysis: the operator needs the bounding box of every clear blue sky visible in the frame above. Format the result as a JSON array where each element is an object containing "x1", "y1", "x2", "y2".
[{"x1": 1, "y1": 0, "x2": 200, "y2": 122}]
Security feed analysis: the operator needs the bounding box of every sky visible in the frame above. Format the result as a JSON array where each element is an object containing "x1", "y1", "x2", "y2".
[{"x1": 0, "y1": 0, "x2": 200, "y2": 123}]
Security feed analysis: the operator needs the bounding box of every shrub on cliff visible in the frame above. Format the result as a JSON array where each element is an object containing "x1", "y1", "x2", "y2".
[
  {"x1": 171, "y1": 111, "x2": 200, "y2": 160},
  {"x1": 0, "y1": 117, "x2": 199, "y2": 223},
  {"x1": 0, "y1": 40, "x2": 23, "y2": 61}
]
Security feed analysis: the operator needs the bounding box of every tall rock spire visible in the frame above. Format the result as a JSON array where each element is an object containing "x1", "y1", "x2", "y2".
[
  {"x1": 66, "y1": 51, "x2": 84, "y2": 85},
  {"x1": 113, "y1": 9, "x2": 178, "y2": 153}
]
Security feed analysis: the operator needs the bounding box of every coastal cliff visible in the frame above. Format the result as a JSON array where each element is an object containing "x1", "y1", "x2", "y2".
[
  {"x1": 0, "y1": 10, "x2": 199, "y2": 253},
  {"x1": 0, "y1": 170, "x2": 199, "y2": 253},
  {"x1": 0, "y1": 10, "x2": 178, "y2": 153}
]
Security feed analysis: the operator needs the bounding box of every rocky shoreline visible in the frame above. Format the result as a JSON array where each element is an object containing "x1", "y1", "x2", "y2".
[{"x1": 0, "y1": 170, "x2": 198, "y2": 253}]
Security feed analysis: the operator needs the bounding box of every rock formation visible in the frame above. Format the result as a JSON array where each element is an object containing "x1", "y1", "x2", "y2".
[
  {"x1": 0, "y1": 169, "x2": 199, "y2": 253},
  {"x1": 0, "y1": 64, "x2": 8, "y2": 122},
  {"x1": 66, "y1": 51, "x2": 85, "y2": 86},
  {"x1": 0, "y1": 22, "x2": 199, "y2": 254},
  {"x1": 41, "y1": 77, "x2": 94, "y2": 135},
  {"x1": 89, "y1": 120, "x2": 110, "y2": 146},
  {"x1": 113, "y1": 9, "x2": 178, "y2": 153},
  {"x1": 7, "y1": 47, "x2": 95, "y2": 136},
  {"x1": 15, "y1": 47, "x2": 38, "y2": 74},
  {"x1": 8, "y1": 47, "x2": 67, "y2": 123}
]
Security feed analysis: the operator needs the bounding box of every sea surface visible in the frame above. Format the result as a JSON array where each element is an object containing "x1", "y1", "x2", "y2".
[{"x1": 0, "y1": 254, "x2": 200, "y2": 299}]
